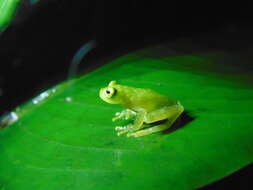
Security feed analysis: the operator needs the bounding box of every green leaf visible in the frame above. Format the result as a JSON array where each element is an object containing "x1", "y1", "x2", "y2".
[
  {"x1": 1, "y1": 46, "x2": 253, "y2": 190},
  {"x1": 0, "y1": 0, "x2": 20, "y2": 32}
]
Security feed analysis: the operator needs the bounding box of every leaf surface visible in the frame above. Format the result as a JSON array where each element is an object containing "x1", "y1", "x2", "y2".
[{"x1": 1, "y1": 46, "x2": 253, "y2": 190}]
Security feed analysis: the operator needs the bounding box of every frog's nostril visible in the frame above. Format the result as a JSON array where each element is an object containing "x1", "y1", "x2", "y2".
[{"x1": 106, "y1": 90, "x2": 110, "y2": 94}]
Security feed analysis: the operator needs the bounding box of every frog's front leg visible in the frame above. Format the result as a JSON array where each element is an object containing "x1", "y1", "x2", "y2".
[
  {"x1": 129, "y1": 109, "x2": 146, "y2": 131},
  {"x1": 112, "y1": 109, "x2": 136, "y2": 122},
  {"x1": 116, "y1": 110, "x2": 146, "y2": 136}
]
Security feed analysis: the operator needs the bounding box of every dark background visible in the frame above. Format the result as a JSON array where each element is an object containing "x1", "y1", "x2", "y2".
[{"x1": 0, "y1": 0, "x2": 253, "y2": 189}]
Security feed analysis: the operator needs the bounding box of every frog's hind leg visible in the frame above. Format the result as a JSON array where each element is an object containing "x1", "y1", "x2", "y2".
[
  {"x1": 127, "y1": 104, "x2": 184, "y2": 137},
  {"x1": 144, "y1": 103, "x2": 184, "y2": 124}
]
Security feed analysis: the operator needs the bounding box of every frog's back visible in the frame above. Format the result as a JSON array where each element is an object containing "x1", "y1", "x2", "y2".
[{"x1": 120, "y1": 85, "x2": 176, "y2": 112}]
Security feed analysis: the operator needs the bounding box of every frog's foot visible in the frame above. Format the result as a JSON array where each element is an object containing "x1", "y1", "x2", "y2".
[
  {"x1": 127, "y1": 122, "x2": 172, "y2": 137},
  {"x1": 115, "y1": 125, "x2": 133, "y2": 136},
  {"x1": 127, "y1": 132, "x2": 138, "y2": 137},
  {"x1": 126, "y1": 124, "x2": 169, "y2": 137}
]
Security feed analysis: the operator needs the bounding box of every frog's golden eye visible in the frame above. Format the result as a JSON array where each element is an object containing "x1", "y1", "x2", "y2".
[{"x1": 104, "y1": 87, "x2": 115, "y2": 98}]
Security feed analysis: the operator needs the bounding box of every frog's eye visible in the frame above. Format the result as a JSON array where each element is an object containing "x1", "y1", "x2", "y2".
[{"x1": 104, "y1": 87, "x2": 115, "y2": 98}]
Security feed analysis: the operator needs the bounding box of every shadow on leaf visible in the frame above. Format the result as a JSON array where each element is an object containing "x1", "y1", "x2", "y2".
[{"x1": 162, "y1": 110, "x2": 195, "y2": 134}]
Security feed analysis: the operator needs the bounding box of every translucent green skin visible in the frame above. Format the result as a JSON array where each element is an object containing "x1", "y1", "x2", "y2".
[{"x1": 99, "y1": 81, "x2": 184, "y2": 137}]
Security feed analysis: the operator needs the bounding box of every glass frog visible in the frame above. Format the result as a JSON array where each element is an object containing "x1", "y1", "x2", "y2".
[{"x1": 99, "y1": 81, "x2": 184, "y2": 137}]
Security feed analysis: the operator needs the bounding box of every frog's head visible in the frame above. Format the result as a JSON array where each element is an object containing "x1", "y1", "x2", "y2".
[{"x1": 99, "y1": 81, "x2": 121, "y2": 104}]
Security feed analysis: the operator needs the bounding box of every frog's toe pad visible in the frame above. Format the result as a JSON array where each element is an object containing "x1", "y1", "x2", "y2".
[
  {"x1": 112, "y1": 117, "x2": 118, "y2": 122},
  {"x1": 115, "y1": 126, "x2": 125, "y2": 131}
]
